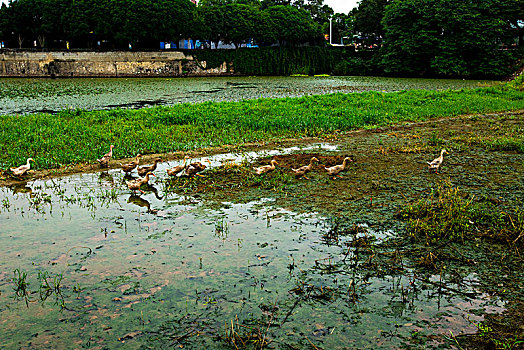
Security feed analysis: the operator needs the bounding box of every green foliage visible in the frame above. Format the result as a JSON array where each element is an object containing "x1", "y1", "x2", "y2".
[
  {"x1": 332, "y1": 50, "x2": 381, "y2": 76},
  {"x1": 1, "y1": 84, "x2": 524, "y2": 170},
  {"x1": 381, "y1": 0, "x2": 523, "y2": 78},
  {"x1": 352, "y1": 0, "x2": 388, "y2": 45},
  {"x1": 0, "y1": 0, "x2": 325, "y2": 49},
  {"x1": 193, "y1": 46, "x2": 371, "y2": 75},
  {"x1": 265, "y1": 5, "x2": 323, "y2": 45},
  {"x1": 399, "y1": 182, "x2": 524, "y2": 244}
]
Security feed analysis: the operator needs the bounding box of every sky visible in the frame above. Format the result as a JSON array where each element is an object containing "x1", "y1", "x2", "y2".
[
  {"x1": 325, "y1": 0, "x2": 359, "y2": 14},
  {"x1": 0, "y1": 0, "x2": 359, "y2": 13},
  {"x1": 0, "y1": 0, "x2": 359, "y2": 14}
]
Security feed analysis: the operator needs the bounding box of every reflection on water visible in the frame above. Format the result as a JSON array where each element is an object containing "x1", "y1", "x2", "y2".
[
  {"x1": 9, "y1": 182, "x2": 32, "y2": 194},
  {"x1": 0, "y1": 148, "x2": 506, "y2": 349},
  {"x1": 98, "y1": 171, "x2": 114, "y2": 186},
  {"x1": 127, "y1": 194, "x2": 154, "y2": 213},
  {"x1": 0, "y1": 76, "x2": 496, "y2": 115}
]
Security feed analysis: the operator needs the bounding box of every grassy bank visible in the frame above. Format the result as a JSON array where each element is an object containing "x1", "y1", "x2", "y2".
[{"x1": 1, "y1": 83, "x2": 524, "y2": 170}]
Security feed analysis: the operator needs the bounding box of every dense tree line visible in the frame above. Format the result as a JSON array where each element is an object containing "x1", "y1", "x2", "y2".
[
  {"x1": 1, "y1": 0, "x2": 523, "y2": 78},
  {"x1": 0, "y1": 0, "x2": 330, "y2": 49},
  {"x1": 348, "y1": 0, "x2": 524, "y2": 77}
]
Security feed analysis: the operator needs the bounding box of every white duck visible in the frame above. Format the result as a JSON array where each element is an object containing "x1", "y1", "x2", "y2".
[
  {"x1": 292, "y1": 157, "x2": 319, "y2": 180},
  {"x1": 126, "y1": 172, "x2": 155, "y2": 194},
  {"x1": 427, "y1": 149, "x2": 447, "y2": 173},
  {"x1": 10, "y1": 158, "x2": 34, "y2": 177},
  {"x1": 324, "y1": 157, "x2": 352, "y2": 179},
  {"x1": 254, "y1": 159, "x2": 278, "y2": 175},
  {"x1": 167, "y1": 156, "x2": 190, "y2": 177},
  {"x1": 97, "y1": 145, "x2": 114, "y2": 167}
]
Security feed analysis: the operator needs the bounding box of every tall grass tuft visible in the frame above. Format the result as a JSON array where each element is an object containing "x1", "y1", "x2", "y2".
[{"x1": 399, "y1": 182, "x2": 523, "y2": 246}]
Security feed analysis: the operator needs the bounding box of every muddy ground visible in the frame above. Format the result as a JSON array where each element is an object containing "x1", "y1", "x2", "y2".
[{"x1": 1, "y1": 111, "x2": 523, "y2": 348}]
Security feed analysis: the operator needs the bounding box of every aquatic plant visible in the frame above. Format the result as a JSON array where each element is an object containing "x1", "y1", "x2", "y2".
[
  {"x1": 11, "y1": 269, "x2": 67, "y2": 309},
  {"x1": 214, "y1": 219, "x2": 229, "y2": 240},
  {"x1": 221, "y1": 315, "x2": 272, "y2": 349},
  {"x1": 37, "y1": 270, "x2": 65, "y2": 309},
  {"x1": 12, "y1": 269, "x2": 30, "y2": 306}
]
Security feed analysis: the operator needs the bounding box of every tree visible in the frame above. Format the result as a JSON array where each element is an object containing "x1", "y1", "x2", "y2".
[
  {"x1": 381, "y1": 0, "x2": 520, "y2": 77},
  {"x1": 352, "y1": 0, "x2": 389, "y2": 45},
  {"x1": 198, "y1": 2, "x2": 227, "y2": 48},
  {"x1": 330, "y1": 12, "x2": 350, "y2": 45},
  {"x1": 264, "y1": 5, "x2": 323, "y2": 46},
  {"x1": 300, "y1": 0, "x2": 333, "y2": 26},
  {"x1": 222, "y1": 3, "x2": 259, "y2": 48}
]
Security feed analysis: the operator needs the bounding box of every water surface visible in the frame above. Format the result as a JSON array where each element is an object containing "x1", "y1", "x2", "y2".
[
  {"x1": 0, "y1": 76, "x2": 495, "y2": 115},
  {"x1": 0, "y1": 146, "x2": 505, "y2": 349}
]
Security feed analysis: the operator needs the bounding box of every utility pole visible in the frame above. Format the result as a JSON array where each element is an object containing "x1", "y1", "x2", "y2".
[{"x1": 329, "y1": 17, "x2": 332, "y2": 45}]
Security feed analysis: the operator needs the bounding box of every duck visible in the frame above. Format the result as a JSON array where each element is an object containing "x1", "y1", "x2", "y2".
[
  {"x1": 427, "y1": 149, "x2": 447, "y2": 173},
  {"x1": 254, "y1": 159, "x2": 278, "y2": 175},
  {"x1": 126, "y1": 172, "x2": 155, "y2": 194},
  {"x1": 121, "y1": 154, "x2": 142, "y2": 173},
  {"x1": 137, "y1": 157, "x2": 162, "y2": 177},
  {"x1": 292, "y1": 157, "x2": 319, "y2": 180},
  {"x1": 10, "y1": 158, "x2": 34, "y2": 177},
  {"x1": 167, "y1": 155, "x2": 190, "y2": 177},
  {"x1": 97, "y1": 145, "x2": 114, "y2": 167},
  {"x1": 324, "y1": 157, "x2": 352, "y2": 179},
  {"x1": 185, "y1": 159, "x2": 211, "y2": 177}
]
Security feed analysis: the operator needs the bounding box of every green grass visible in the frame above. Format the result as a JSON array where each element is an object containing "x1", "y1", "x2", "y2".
[
  {"x1": 1, "y1": 83, "x2": 524, "y2": 170},
  {"x1": 399, "y1": 182, "x2": 524, "y2": 245}
]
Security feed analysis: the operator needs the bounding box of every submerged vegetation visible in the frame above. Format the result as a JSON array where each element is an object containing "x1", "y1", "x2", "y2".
[{"x1": 1, "y1": 82, "x2": 524, "y2": 171}]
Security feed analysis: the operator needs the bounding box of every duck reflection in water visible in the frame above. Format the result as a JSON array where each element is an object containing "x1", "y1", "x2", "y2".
[
  {"x1": 127, "y1": 194, "x2": 158, "y2": 214},
  {"x1": 98, "y1": 171, "x2": 115, "y2": 186},
  {"x1": 123, "y1": 173, "x2": 137, "y2": 182},
  {"x1": 141, "y1": 183, "x2": 163, "y2": 200},
  {"x1": 10, "y1": 183, "x2": 33, "y2": 195}
]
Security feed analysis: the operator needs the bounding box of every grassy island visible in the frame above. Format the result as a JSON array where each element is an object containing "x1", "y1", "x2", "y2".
[{"x1": 1, "y1": 80, "x2": 523, "y2": 170}]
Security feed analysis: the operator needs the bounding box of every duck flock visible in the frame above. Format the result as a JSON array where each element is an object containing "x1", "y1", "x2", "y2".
[{"x1": 7, "y1": 145, "x2": 448, "y2": 195}]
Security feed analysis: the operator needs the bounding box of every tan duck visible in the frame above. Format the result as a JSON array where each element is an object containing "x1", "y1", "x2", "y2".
[
  {"x1": 167, "y1": 156, "x2": 190, "y2": 177},
  {"x1": 126, "y1": 172, "x2": 155, "y2": 194},
  {"x1": 137, "y1": 157, "x2": 162, "y2": 177},
  {"x1": 254, "y1": 159, "x2": 278, "y2": 175},
  {"x1": 121, "y1": 154, "x2": 142, "y2": 173},
  {"x1": 324, "y1": 157, "x2": 352, "y2": 179},
  {"x1": 10, "y1": 158, "x2": 34, "y2": 177},
  {"x1": 185, "y1": 159, "x2": 211, "y2": 177},
  {"x1": 292, "y1": 157, "x2": 319, "y2": 180},
  {"x1": 427, "y1": 149, "x2": 447, "y2": 173},
  {"x1": 97, "y1": 145, "x2": 115, "y2": 167}
]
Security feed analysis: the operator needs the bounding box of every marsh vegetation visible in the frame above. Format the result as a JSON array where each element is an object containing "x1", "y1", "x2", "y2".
[{"x1": 0, "y1": 106, "x2": 522, "y2": 349}]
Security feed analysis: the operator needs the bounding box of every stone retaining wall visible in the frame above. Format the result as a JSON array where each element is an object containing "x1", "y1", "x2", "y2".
[{"x1": 0, "y1": 50, "x2": 230, "y2": 77}]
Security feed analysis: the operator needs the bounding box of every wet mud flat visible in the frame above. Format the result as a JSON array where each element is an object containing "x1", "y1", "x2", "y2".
[{"x1": 0, "y1": 112, "x2": 523, "y2": 349}]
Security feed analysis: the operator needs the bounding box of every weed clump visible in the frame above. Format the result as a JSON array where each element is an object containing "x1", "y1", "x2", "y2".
[{"x1": 399, "y1": 182, "x2": 523, "y2": 246}]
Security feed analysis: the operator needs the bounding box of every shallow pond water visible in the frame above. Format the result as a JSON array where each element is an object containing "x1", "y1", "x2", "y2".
[
  {"x1": 0, "y1": 145, "x2": 508, "y2": 349},
  {"x1": 0, "y1": 75, "x2": 495, "y2": 115}
]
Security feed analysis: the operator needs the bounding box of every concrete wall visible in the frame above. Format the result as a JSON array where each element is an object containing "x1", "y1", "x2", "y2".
[{"x1": 0, "y1": 51, "x2": 231, "y2": 77}]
